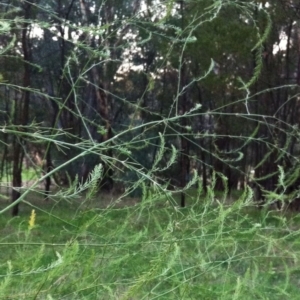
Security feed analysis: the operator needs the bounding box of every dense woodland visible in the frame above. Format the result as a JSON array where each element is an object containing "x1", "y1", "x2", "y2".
[{"x1": 1, "y1": 0, "x2": 300, "y2": 215}]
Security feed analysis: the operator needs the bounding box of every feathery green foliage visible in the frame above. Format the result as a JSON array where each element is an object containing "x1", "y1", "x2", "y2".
[{"x1": 1, "y1": 0, "x2": 300, "y2": 299}]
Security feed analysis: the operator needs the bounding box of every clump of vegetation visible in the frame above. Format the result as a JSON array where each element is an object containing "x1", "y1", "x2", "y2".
[
  {"x1": 1, "y1": 187, "x2": 300, "y2": 299},
  {"x1": 1, "y1": 0, "x2": 300, "y2": 298}
]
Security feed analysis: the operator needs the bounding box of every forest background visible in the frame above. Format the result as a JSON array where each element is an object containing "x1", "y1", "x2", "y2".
[{"x1": 1, "y1": 0, "x2": 300, "y2": 299}]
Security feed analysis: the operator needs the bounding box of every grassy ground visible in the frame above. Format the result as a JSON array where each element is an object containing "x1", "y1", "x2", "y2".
[{"x1": 1, "y1": 187, "x2": 300, "y2": 299}]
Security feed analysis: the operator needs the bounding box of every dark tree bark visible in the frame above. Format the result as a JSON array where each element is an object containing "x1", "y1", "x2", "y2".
[
  {"x1": 179, "y1": 78, "x2": 190, "y2": 206},
  {"x1": 0, "y1": 95, "x2": 9, "y2": 182},
  {"x1": 11, "y1": 2, "x2": 33, "y2": 216},
  {"x1": 179, "y1": 64, "x2": 190, "y2": 207},
  {"x1": 179, "y1": 72, "x2": 190, "y2": 206}
]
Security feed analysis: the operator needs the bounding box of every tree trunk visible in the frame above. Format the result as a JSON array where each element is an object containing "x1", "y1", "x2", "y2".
[
  {"x1": 11, "y1": 2, "x2": 32, "y2": 216},
  {"x1": 179, "y1": 68, "x2": 190, "y2": 207}
]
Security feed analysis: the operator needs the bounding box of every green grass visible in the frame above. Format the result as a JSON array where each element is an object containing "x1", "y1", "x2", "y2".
[{"x1": 1, "y1": 189, "x2": 300, "y2": 299}]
